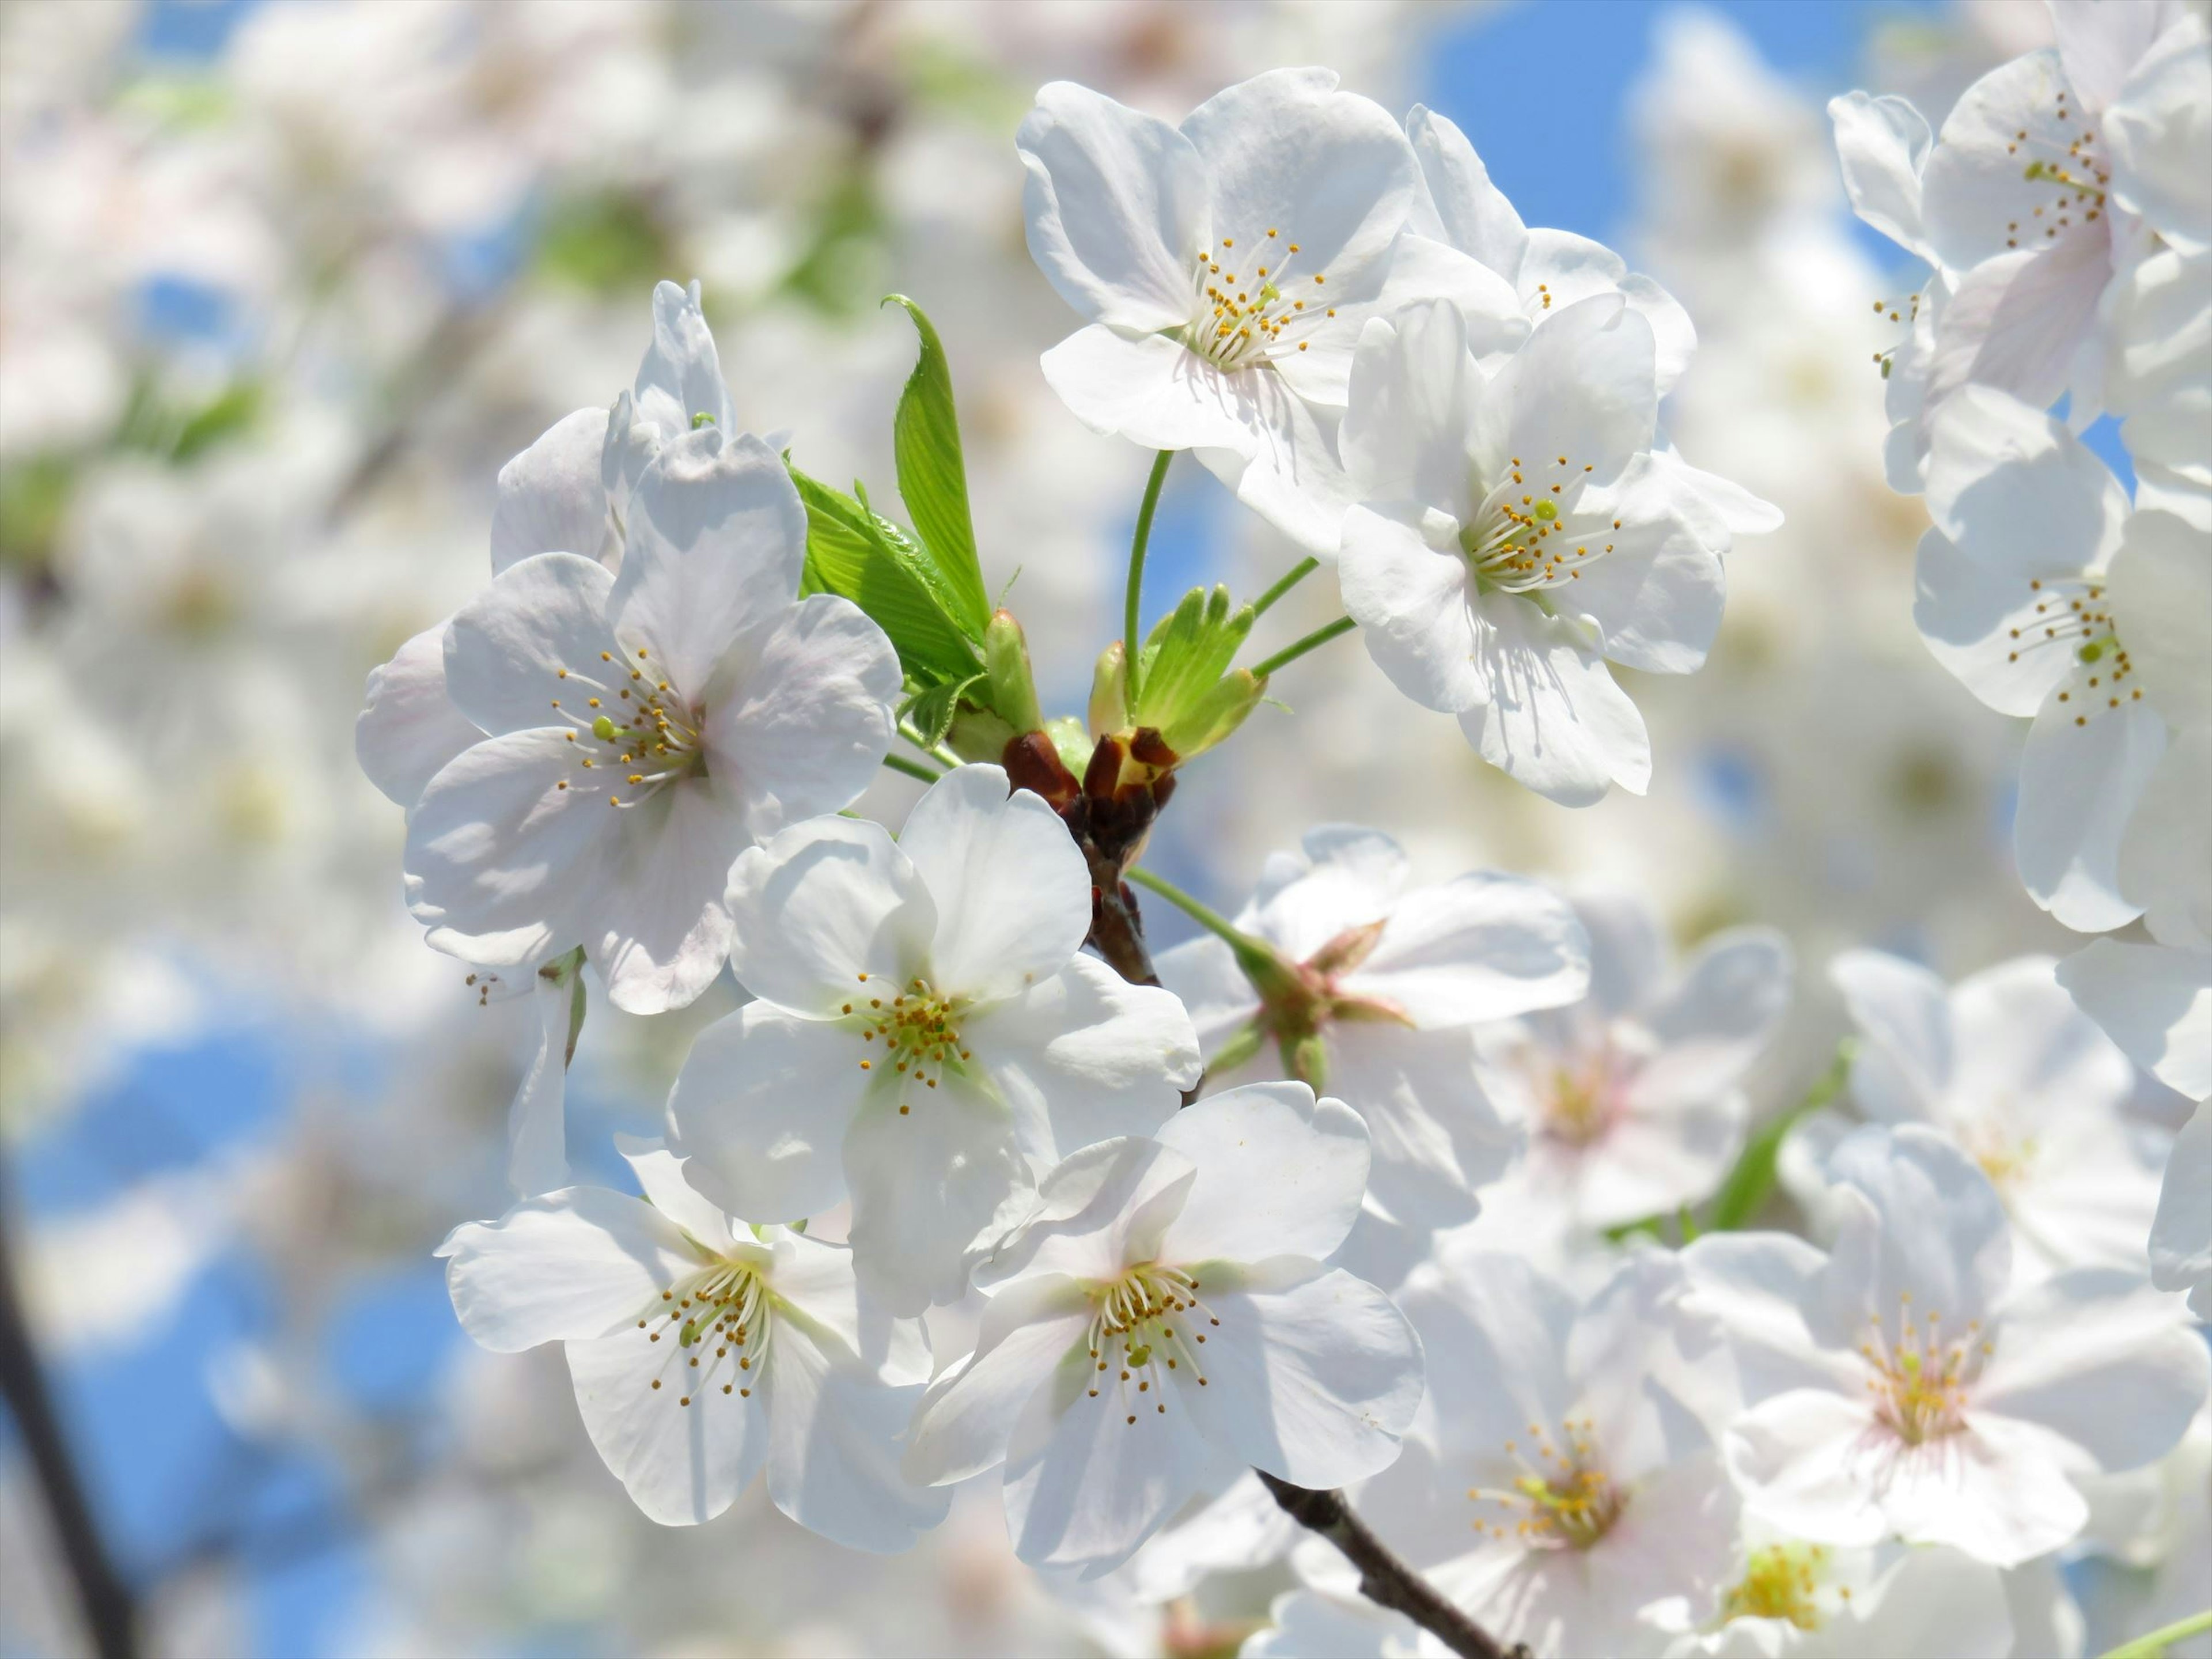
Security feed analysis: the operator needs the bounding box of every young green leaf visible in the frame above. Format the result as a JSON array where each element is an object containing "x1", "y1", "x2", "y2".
[
  {"x1": 883, "y1": 296, "x2": 990, "y2": 637},
  {"x1": 790, "y1": 465, "x2": 980, "y2": 684}
]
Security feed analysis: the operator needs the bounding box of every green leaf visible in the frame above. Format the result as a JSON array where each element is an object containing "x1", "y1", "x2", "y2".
[
  {"x1": 1706, "y1": 1040, "x2": 1857, "y2": 1234},
  {"x1": 789, "y1": 465, "x2": 980, "y2": 684},
  {"x1": 902, "y1": 672, "x2": 984, "y2": 749},
  {"x1": 882, "y1": 296, "x2": 990, "y2": 637}
]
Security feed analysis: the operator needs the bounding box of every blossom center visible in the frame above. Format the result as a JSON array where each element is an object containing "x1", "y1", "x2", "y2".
[
  {"x1": 1460, "y1": 453, "x2": 1615, "y2": 594},
  {"x1": 2006, "y1": 575, "x2": 2139, "y2": 728},
  {"x1": 842, "y1": 971, "x2": 972, "y2": 1110},
  {"x1": 633, "y1": 1256, "x2": 770, "y2": 1410},
  {"x1": 1082, "y1": 1263, "x2": 1219, "y2": 1425},
  {"x1": 547, "y1": 646, "x2": 708, "y2": 809},
  {"x1": 1185, "y1": 230, "x2": 1332, "y2": 372},
  {"x1": 2002, "y1": 89, "x2": 2108, "y2": 251},
  {"x1": 1468, "y1": 1416, "x2": 1624, "y2": 1550},
  {"x1": 1858, "y1": 1296, "x2": 1991, "y2": 1445},
  {"x1": 1720, "y1": 1543, "x2": 1833, "y2": 1631}
]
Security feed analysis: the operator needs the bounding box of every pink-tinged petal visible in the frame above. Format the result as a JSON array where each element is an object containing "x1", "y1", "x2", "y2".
[
  {"x1": 490, "y1": 407, "x2": 616, "y2": 574},
  {"x1": 355, "y1": 622, "x2": 480, "y2": 809},
  {"x1": 1925, "y1": 235, "x2": 2114, "y2": 427}
]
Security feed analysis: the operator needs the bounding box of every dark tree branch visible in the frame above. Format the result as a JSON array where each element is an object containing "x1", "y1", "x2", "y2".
[
  {"x1": 1074, "y1": 819, "x2": 1520, "y2": 1659},
  {"x1": 0, "y1": 1177, "x2": 138, "y2": 1659}
]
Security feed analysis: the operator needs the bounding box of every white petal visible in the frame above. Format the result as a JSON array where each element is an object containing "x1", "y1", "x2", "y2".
[
  {"x1": 843, "y1": 1077, "x2": 1027, "y2": 1314},
  {"x1": 406, "y1": 727, "x2": 613, "y2": 967},
  {"x1": 1155, "y1": 934, "x2": 1262, "y2": 1053},
  {"x1": 2107, "y1": 507, "x2": 2212, "y2": 735},
  {"x1": 759, "y1": 1315, "x2": 947, "y2": 1552},
  {"x1": 2057, "y1": 938, "x2": 2212, "y2": 1099},
  {"x1": 615, "y1": 1135, "x2": 734, "y2": 1255},
  {"x1": 1978, "y1": 1267, "x2": 2208, "y2": 1472},
  {"x1": 1922, "y1": 385, "x2": 2127, "y2": 573},
  {"x1": 611, "y1": 429, "x2": 805, "y2": 700},
  {"x1": 1830, "y1": 948, "x2": 1952, "y2": 1121},
  {"x1": 2051, "y1": 1, "x2": 2172, "y2": 115},
  {"x1": 2122, "y1": 724, "x2": 2212, "y2": 949},
  {"x1": 1827, "y1": 1124, "x2": 2012, "y2": 1325},
  {"x1": 1828, "y1": 90, "x2": 1933, "y2": 257},
  {"x1": 2148, "y1": 1104, "x2": 2212, "y2": 1309},
  {"x1": 1339, "y1": 504, "x2": 1484, "y2": 714},
  {"x1": 586, "y1": 781, "x2": 742, "y2": 1015},
  {"x1": 1040, "y1": 327, "x2": 1266, "y2": 453},
  {"x1": 1925, "y1": 235, "x2": 2114, "y2": 425},
  {"x1": 1559, "y1": 464, "x2": 1728, "y2": 676},
  {"x1": 1723, "y1": 1389, "x2": 1891, "y2": 1547},
  {"x1": 1650, "y1": 447, "x2": 1783, "y2": 537},
  {"x1": 1628, "y1": 927, "x2": 1792, "y2": 1108},
  {"x1": 1922, "y1": 51, "x2": 2081, "y2": 269},
  {"x1": 1946, "y1": 955, "x2": 2133, "y2": 1136},
  {"x1": 566, "y1": 1323, "x2": 764, "y2": 1526},
  {"x1": 1198, "y1": 377, "x2": 1360, "y2": 557},
  {"x1": 1350, "y1": 871, "x2": 1590, "y2": 1026},
  {"x1": 490, "y1": 407, "x2": 617, "y2": 574},
  {"x1": 631, "y1": 278, "x2": 734, "y2": 444},
  {"x1": 1912, "y1": 528, "x2": 2082, "y2": 717},
  {"x1": 1459, "y1": 596, "x2": 1652, "y2": 806},
  {"x1": 438, "y1": 1187, "x2": 703, "y2": 1352},
  {"x1": 666, "y1": 1001, "x2": 858, "y2": 1224},
  {"x1": 1017, "y1": 81, "x2": 1207, "y2": 332},
  {"x1": 2015, "y1": 692, "x2": 2164, "y2": 933},
  {"x1": 1339, "y1": 305, "x2": 1480, "y2": 514},
  {"x1": 986, "y1": 1137, "x2": 1198, "y2": 1289},
  {"x1": 705, "y1": 592, "x2": 899, "y2": 838},
  {"x1": 1276, "y1": 234, "x2": 1523, "y2": 410},
  {"x1": 442, "y1": 552, "x2": 619, "y2": 738},
  {"x1": 1405, "y1": 105, "x2": 1527, "y2": 278},
  {"x1": 1681, "y1": 1231, "x2": 1862, "y2": 1402},
  {"x1": 904, "y1": 1273, "x2": 1094, "y2": 1486},
  {"x1": 1871, "y1": 1410, "x2": 2089, "y2": 1565},
  {"x1": 1322, "y1": 1023, "x2": 1516, "y2": 1229},
  {"x1": 355, "y1": 622, "x2": 480, "y2": 809},
  {"x1": 767, "y1": 1226, "x2": 930, "y2": 1384},
  {"x1": 1154, "y1": 1082, "x2": 1371, "y2": 1266},
  {"x1": 1176, "y1": 1260, "x2": 1422, "y2": 1490},
  {"x1": 897, "y1": 764, "x2": 1091, "y2": 1002},
  {"x1": 2105, "y1": 14, "x2": 2212, "y2": 251},
  {"x1": 722, "y1": 814, "x2": 935, "y2": 1016},
  {"x1": 1484, "y1": 294, "x2": 1657, "y2": 487},
  {"x1": 1248, "y1": 825, "x2": 1412, "y2": 959},
  {"x1": 964, "y1": 953, "x2": 1199, "y2": 1167},
  {"x1": 507, "y1": 968, "x2": 574, "y2": 1197}
]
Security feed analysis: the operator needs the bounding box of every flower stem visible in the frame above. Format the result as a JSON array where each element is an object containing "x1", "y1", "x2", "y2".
[
  {"x1": 1250, "y1": 556, "x2": 1319, "y2": 619},
  {"x1": 1251, "y1": 615, "x2": 1357, "y2": 679},
  {"x1": 1123, "y1": 450, "x2": 1175, "y2": 709},
  {"x1": 2099, "y1": 1609, "x2": 2212, "y2": 1659},
  {"x1": 897, "y1": 719, "x2": 960, "y2": 770},
  {"x1": 1124, "y1": 864, "x2": 1251, "y2": 952},
  {"x1": 882, "y1": 752, "x2": 944, "y2": 784}
]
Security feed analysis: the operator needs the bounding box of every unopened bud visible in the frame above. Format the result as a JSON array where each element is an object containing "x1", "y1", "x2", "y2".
[
  {"x1": 1089, "y1": 641, "x2": 1128, "y2": 738},
  {"x1": 983, "y1": 609, "x2": 1042, "y2": 734}
]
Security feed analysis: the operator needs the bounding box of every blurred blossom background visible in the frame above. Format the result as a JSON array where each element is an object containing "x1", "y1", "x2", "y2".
[{"x1": 0, "y1": 2, "x2": 2183, "y2": 1655}]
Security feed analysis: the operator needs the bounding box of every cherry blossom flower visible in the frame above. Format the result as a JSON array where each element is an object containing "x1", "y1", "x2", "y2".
[
  {"x1": 402, "y1": 429, "x2": 900, "y2": 1014},
  {"x1": 1475, "y1": 893, "x2": 1791, "y2": 1234},
  {"x1": 1802, "y1": 950, "x2": 2167, "y2": 1281},
  {"x1": 1337, "y1": 297, "x2": 1771, "y2": 805},
  {"x1": 1684, "y1": 1124, "x2": 2209, "y2": 1566},
  {"x1": 1017, "y1": 67, "x2": 1520, "y2": 553},
  {"x1": 1662, "y1": 1536, "x2": 2013, "y2": 1659},
  {"x1": 902, "y1": 1082, "x2": 1422, "y2": 1577},
  {"x1": 1155, "y1": 824, "x2": 1589, "y2": 1230},
  {"x1": 437, "y1": 1137, "x2": 949, "y2": 1548},
  {"x1": 668, "y1": 764, "x2": 1200, "y2": 1314}
]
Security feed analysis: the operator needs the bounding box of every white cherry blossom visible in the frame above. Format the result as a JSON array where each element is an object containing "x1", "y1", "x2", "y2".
[
  {"x1": 1156, "y1": 824, "x2": 1589, "y2": 1231},
  {"x1": 1018, "y1": 67, "x2": 1520, "y2": 554},
  {"x1": 1662, "y1": 1537, "x2": 2013, "y2": 1659},
  {"x1": 437, "y1": 1137, "x2": 948, "y2": 1548},
  {"x1": 1336, "y1": 296, "x2": 1771, "y2": 805},
  {"x1": 1806, "y1": 950, "x2": 2167, "y2": 1282},
  {"x1": 902, "y1": 1082, "x2": 1422, "y2": 1578},
  {"x1": 401, "y1": 429, "x2": 900, "y2": 1014},
  {"x1": 667, "y1": 764, "x2": 1201, "y2": 1314},
  {"x1": 1684, "y1": 1124, "x2": 2209, "y2": 1567},
  {"x1": 1476, "y1": 893, "x2": 1791, "y2": 1234}
]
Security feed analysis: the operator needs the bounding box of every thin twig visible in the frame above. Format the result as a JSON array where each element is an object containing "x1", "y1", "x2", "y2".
[{"x1": 0, "y1": 1176, "x2": 138, "y2": 1659}]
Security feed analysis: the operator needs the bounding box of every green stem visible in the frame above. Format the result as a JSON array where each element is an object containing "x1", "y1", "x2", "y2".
[
  {"x1": 882, "y1": 752, "x2": 944, "y2": 783},
  {"x1": 2099, "y1": 1609, "x2": 2212, "y2": 1659},
  {"x1": 1251, "y1": 556, "x2": 1319, "y2": 619},
  {"x1": 1125, "y1": 865, "x2": 1279, "y2": 973},
  {"x1": 897, "y1": 719, "x2": 960, "y2": 770},
  {"x1": 1123, "y1": 450, "x2": 1174, "y2": 708},
  {"x1": 1251, "y1": 615, "x2": 1357, "y2": 679}
]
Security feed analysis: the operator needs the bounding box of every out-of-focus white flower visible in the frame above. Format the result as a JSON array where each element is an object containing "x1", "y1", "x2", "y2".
[
  {"x1": 1809, "y1": 950, "x2": 2166, "y2": 1282},
  {"x1": 1662, "y1": 1536, "x2": 2012, "y2": 1659},
  {"x1": 1338, "y1": 297, "x2": 1772, "y2": 805},
  {"x1": 1478, "y1": 893, "x2": 1790, "y2": 1234},
  {"x1": 904, "y1": 1082, "x2": 1422, "y2": 1577},
  {"x1": 399, "y1": 429, "x2": 900, "y2": 1014},
  {"x1": 2149, "y1": 1102, "x2": 2212, "y2": 1319},
  {"x1": 438, "y1": 1137, "x2": 948, "y2": 1547},
  {"x1": 1018, "y1": 68, "x2": 1519, "y2": 554},
  {"x1": 1685, "y1": 1124, "x2": 2209, "y2": 1566},
  {"x1": 1915, "y1": 386, "x2": 2177, "y2": 931},
  {"x1": 669, "y1": 764, "x2": 1200, "y2": 1313},
  {"x1": 1156, "y1": 824, "x2": 1588, "y2": 1230}
]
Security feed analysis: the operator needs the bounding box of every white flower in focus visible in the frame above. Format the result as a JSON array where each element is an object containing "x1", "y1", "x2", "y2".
[
  {"x1": 1478, "y1": 893, "x2": 1791, "y2": 1234},
  {"x1": 1018, "y1": 68, "x2": 1521, "y2": 554},
  {"x1": 1338, "y1": 297, "x2": 1770, "y2": 805},
  {"x1": 668, "y1": 764, "x2": 1201, "y2": 1314},
  {"x1": 437, "y1": 1137, "x2": 948, "y2": 1547},
  {"x1": 1684, "y1": 1124, "x2": 2209, "y2": 1566},
  {"x1": 1914, "y1": 385, "x2": 2175, "y2": 931},
  {"x1": 902, "y1": 1082, "x2": 1422, "y2": 1577},
  {"x1": 1663, "y1": 1537, "x2": 2013, "y2": 1659},
  {"x1": 1288, "y1": 1251, "x2": 1738, "y2": 1659},
  {"x1": 401, "y1": 429, "x2": 900, "y2": 1014},
  {"x1": 1156, "y1": 824, "x2": 1590, "y2": 1231},
  {"x1": 1812, "y1": 950, "x2": 2166, "y2": 1281}
]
